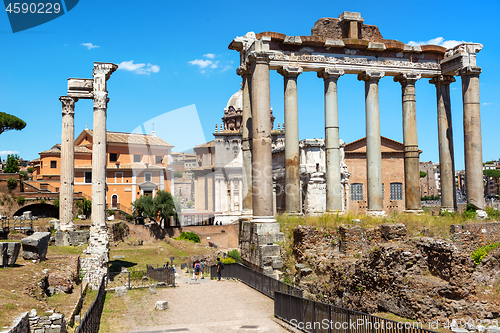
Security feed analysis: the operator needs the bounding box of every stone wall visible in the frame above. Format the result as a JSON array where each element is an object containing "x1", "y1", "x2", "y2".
[
  {"x1": 183, "y1": 224, "x2": 239, "y2": 249},
  {"x1": 28, "y1": 309, "x2": 67, "y2": 333},
  {"x1": 108, "y1": 221, "x2": 130, "y2": 243},
  {"x1": 239, "y1": 221, "x2": 283, "y2": 277},
  {"x1": 451, "y1": 222, "x2": 500, "y2": 254},
  {"x1": 0, "y1": 312, "x2": 29, "y2": 333}
]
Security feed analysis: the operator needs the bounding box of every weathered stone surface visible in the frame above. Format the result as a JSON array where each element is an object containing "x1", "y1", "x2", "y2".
[
  {"x1": 149, "y1": 284, "x2": 156, "y2": 294},
  {"x1": 154, "y1": 301, "x2": 168, "y2": 310},
  {"x1": 380, "y1": 223, "x2": 407, "y2": 240},
  {"x1": 115, "y1": 286, "x2": 127, "y2": 297},
  {"x1": 0, "y1": 242, "x2": 21, "y2": 267},
  {"x1": 21, "y1": 232, "x2": 50, "y2": 260}
]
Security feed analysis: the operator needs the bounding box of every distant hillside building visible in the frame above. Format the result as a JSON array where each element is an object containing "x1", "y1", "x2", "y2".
[{"x1": 420, "y1": 161, "x2": 440, "y2": 198}]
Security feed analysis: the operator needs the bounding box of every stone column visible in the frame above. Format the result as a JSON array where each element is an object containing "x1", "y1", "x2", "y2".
[
  {"x1": 214, "y1": 177, "x2": 220, "y2": 212},
  {"x1": 394, "y1": 74, "x2": 422, "y2": 212},
  {"x1": 59, "y1": 96, "x2": 78, "y2": 232},
  {"x1": 238, "y1": 67, "x2": 253, "y2": 216},
  {"x1": 230, "y1": 179, "x2": 235, "y2": 212},
  {"x1": 89, "y1": 63, "x2": 118, "y2": 250},
  {"x1": 250, "y1": 53, "x2": 274, "y2": 222},
  {"x1": 459, "y1": 66, "x2": 485, "y2": 212},
  {"x1": 430, "y1": 75, "x2": 456, "y2": 212},
  {"x1": 358, "y1": 71, "x2": 385, "y2": 215},
  {"x1": 319, "y1": 68, "x2": 344, "y2": 212},
  {"x1": 279, "y1": 66, "x2": 302, "y2": 214}
]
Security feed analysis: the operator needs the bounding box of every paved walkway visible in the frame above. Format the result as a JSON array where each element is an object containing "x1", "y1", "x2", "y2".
[{"x1": 124, "y1": 270, "x2": 288, "y2": 333}]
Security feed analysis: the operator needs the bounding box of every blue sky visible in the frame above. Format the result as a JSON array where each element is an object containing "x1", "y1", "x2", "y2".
[{"x1": 0, "y1": 0, "x2": 498, "y2": 170}]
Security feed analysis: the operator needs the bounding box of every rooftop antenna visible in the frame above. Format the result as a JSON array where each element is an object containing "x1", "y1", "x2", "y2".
[{"x1": 85, "y1": 122, "x2": 88, "y2": 129}]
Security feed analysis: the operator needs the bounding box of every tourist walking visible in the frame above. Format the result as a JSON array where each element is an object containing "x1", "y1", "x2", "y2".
[
  {"x1": 201, "y1": 260, "x2": 205, "y2": 279},
  {"x1": 216, "y1": 257, "x2": 224, "y2": 281},
  {"x1": 194, "y1": 261, "x2": 201, "y2": 281}
]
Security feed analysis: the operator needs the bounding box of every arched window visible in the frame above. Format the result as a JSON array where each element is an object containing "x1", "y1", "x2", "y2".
[
  {"x1": 390, "y1": 182, "x2": 403, "y2": 200},
  {"x1": 351, "y1": 183, "x2": 363, "y2": 201}
]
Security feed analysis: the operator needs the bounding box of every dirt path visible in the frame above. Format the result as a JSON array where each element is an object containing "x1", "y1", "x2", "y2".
[{"x1": 122, "y1": 269, "x2": 287, "y2": 333}]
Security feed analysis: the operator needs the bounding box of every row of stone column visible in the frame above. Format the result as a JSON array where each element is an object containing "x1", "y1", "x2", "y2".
[{"x1": 241, "y1": 54, "x2": 484, "y2": 219}]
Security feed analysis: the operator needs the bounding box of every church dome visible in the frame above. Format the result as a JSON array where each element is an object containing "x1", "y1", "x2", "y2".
[{"x1": 226, "y1": 89, "x2": 243, "y2": 111}]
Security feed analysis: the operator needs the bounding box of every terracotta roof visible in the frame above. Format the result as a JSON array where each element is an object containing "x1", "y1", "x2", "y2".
[
  {"x1": 83, "y1": 129, "x2": 173, "y2": 147},
  {"x1": 193, "y1": 140, "x2": 215, "y2": 149},
  {"x1": 40, "y1": 144, "x2": 92, "y2": 155}
]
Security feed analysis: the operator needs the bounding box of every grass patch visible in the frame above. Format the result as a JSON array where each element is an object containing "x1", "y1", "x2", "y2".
[
  {"x1": 472, "y1": 242, "x2": 500, "y2": 266},
  {"x1": 47, "y1": 246, "x2": 83, "y2": 256}
]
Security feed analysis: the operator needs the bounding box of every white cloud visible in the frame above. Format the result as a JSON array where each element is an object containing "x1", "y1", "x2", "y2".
[
  {"x1": 482, "y1": 102, "x2": 491, "y2": 106},
  {"x1": 203, "y1": 53, "x2": 216, "y2": 59},
  {"x1": 118, "y1": 61, "x2": 160, "y2": 75},
  {"x1": 189, "y1": 59, "x2": 214, "y2": 69},
  {"x1": 0, "y1": 150, "x2": 19, "y2": 155},
  {"x1": 408, "y1": 37, "x2": 466, "y2": 49},
  {"x1": 82, "y1": 42, "x2": 99, "y2": 50}
]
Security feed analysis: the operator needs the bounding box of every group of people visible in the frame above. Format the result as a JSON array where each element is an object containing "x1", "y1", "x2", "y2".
[{"x1": 190, "y1": 258, "x2": 225, "y2": 281}]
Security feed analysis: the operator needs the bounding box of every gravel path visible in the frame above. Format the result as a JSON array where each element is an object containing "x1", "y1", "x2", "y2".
[{"x1": 124, "y1": 269, "x2": 288, "y2": 333}]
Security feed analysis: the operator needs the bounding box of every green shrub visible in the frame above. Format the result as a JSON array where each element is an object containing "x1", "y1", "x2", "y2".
[
  {"x1": 108, "y1": 210, "x2": 115, "y2": 216},
  {"x1": 462, "y1": 203, "x2": 477, "y2": 219},
  {"x1": 222, "y1": 257, "x2": 235, "y2": 264},
  {"x1": 126, "y1": 214, "x2": 133, "y2": 222},
  {"x1": 78, "y1": 209, "x2": 83, "y2": 215},
  {"x1": 175, "y1": 231, "x2": 200, "y2": 243},
  {"x1": 53, "y1": 197, "x2": 59, "y2": 208},
  {"x1": 27, "y1": 167, "x2": 34, "y2": 173},
  {"x1": 19, "y1": 171, "x2": 28, "y2": 180},
  {"x1": 485, "y1": 207, "x2": 500, "y2": 220},
  {"x1": 472, "y1": 242, "x2": 500, "y2": 266},
  {"x1": 16, "y1": 196, "x2": 25, "y2": 205},
  {"x1": 40, "y1": 198, "x2": 46, "y2": 204},
  {"x1": 174, "y1": 171, "x2": 183, "y2": 178},
  {"x1": 6, "y1": 177, "x2": 17, "y2": 190},
  {"x1": 227, "y1": 249, "x2": 242, "y2": 263},
  {"x1": 186, "y1": 201, "x2": 194, "y2": 208}
]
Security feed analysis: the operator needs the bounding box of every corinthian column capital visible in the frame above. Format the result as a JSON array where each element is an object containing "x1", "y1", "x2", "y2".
[
  {"x1": 394, "y1": 73, "x2": 421, "y2": 85},
  {"x1": 278, "y1": 66, "x2": 303, "y2": 78},
  {"x1": 60, "y1": 96, "x2": 78, "y2": 115},
  {"x1": 247, "y1": 51, "x2": 272, "y2": 65},
  {"x1": 318, "y1": 68, "x2": 345, "y2": 80},
  {"x1": 357, "y1": 71, "x2": 385, "y2": 82},
  {"x1": 429, "y1": 75, "x2": 456, "y2": 86},
  {"x1": 237, "y1": 65, "x2": 251, "y2": 77}
]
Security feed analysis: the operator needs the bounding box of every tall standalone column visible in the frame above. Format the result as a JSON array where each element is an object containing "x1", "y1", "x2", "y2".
[
  {"x1": 319, "y1": 68, "x2": 344, "y2": 212},
  {"x1": 459, "y1": 66, "x2": 485, "y2": 211},
  {"x1": 238, "y1": 67, "x2": 253, "y2": 216},
  {"x1": 394, "y1": 74, "x2": 422, "y2": 212},
  {"x1": 89, "y1": 63, "x2": 118, "y2": 250},
  {"x1": 358, "y1": 71, "x2": 385, "y2": 215},
  {"x1": 250, "y1": 53, "x2": 274, "y2": 222},
  {"x1": 430, "y1": 75, "x2": 456, "y2": 212},
  {"x1": 279, "y1": 66, "x2": 302, "y2": 214},
  {"x1": 59, "y1": 96, "x2": 78, "y2": 232}
]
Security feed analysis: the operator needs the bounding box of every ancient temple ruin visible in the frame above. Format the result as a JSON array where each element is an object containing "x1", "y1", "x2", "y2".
[
  {"x1": 59, "y1": 62, "x2": 118, "y2": 289},
  {"x1": 231, "y1": 11, "x2": 486, "y2": 275}
]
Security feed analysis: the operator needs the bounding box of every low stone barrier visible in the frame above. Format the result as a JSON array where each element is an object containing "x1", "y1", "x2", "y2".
[
  {"x1": 0, "y1": 312, "x2": 29, "y2": 333},
  {"x1": 28, "y1": 309, "x2": 67, "y2": 333}
]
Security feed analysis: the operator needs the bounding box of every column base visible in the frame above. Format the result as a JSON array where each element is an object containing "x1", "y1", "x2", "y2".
[
  {"x1": 403, "y1": 209, "x2": 424, "y2": 215},
  {"x1": 476, "y1": 210, "x2": 488, "y2": 219},
  {"x1": 367, "y1": 210, "x2": 386, "y2": 217},
  {"x1": 250, "y1": 216, "x2": 277, "y2": 223}
]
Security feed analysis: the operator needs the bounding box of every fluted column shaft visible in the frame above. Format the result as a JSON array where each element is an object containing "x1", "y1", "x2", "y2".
[
  {"x1": 250, "y1": 54, "x2": 274, "y2": 220},
  {"x1": 279, "y1": 66, "x2": 302, "y2": 214},
  {"x1": 239, "y1": 69, "x2": 253, "y2": 215},
  {"x1": 358, "y1": 72, "x2": 384, "y2": 213},
  {"x1": 460, "y1": 66, "x2": 484, "y2": 210},
  {"x1": 319, "y1": 69, "x2": 344, "y2": 212},
  {"x1": 430, "y1": 75, "x2": 456, "y2": 211},
  {"x1": 395, "y1": 74, "x2": 421, "y2": 211},
  {"x1": 59, "y1": 96, "x2": 78, "y2": 232}
]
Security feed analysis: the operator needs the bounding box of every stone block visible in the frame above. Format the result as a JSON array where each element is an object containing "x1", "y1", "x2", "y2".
[
  {"x1": 295, "y1": 264, "x2": 306, "y2": 270},
  {"x1": 55, "y1": 231, "x2": 69, "y2": 247},
  {"x1": 487, "y1": 327, "x2": 500, "y2": 333},
  {"x1": 21, "y1": 232, "x2": 50, "y2": 260},
  {"x1": 45, "y1": 325, "x2": 62, "y2": 333},
  {"x1": 49, "y1": 219, "x2": 60, "y2": 230},
  {"x1": 272, "y1": 257, "x2": 283, "y2": 269},
  {"x1": 300, "y1": 268, "x2": 313, "y2": 276},
  {"x1": 154, "y1": 301, "x2": 168, "y2": 310},
  {"x1": 115, "y1": 286, "x2": 127, "y2": 297},
  {"x1": 68, "y1": 230, "x2": 89, "y2": 245},
  {"x1": 263, "y1": 266, "x2": 274, "y2": 276},
  {"x1": 260, "y1": 244, "x2": 280, "y2": 257},
  {"x1": 149, "y1": 284, "x2": 156, "y2": 294},
  {"x1": 262, "y1": 256, "x2": 273, "y2": 266},
  {"x1": 0, "y1": 242, "x2": 21, "y2": 267}
]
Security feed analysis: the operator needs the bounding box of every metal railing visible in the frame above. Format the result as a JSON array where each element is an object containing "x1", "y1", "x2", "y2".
[
  {"x1": 76, "y1": 275, "x2": 106, "y2": 333},
  {"x1": 210, "y1": 263, "x2": 302, "y2": 299},
  {"x1": 274, "y1": 291, "x2": 438, "y2": 333},
  {"x1": 146, "y1": 265, "x2": 176, "y2": 286}
]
